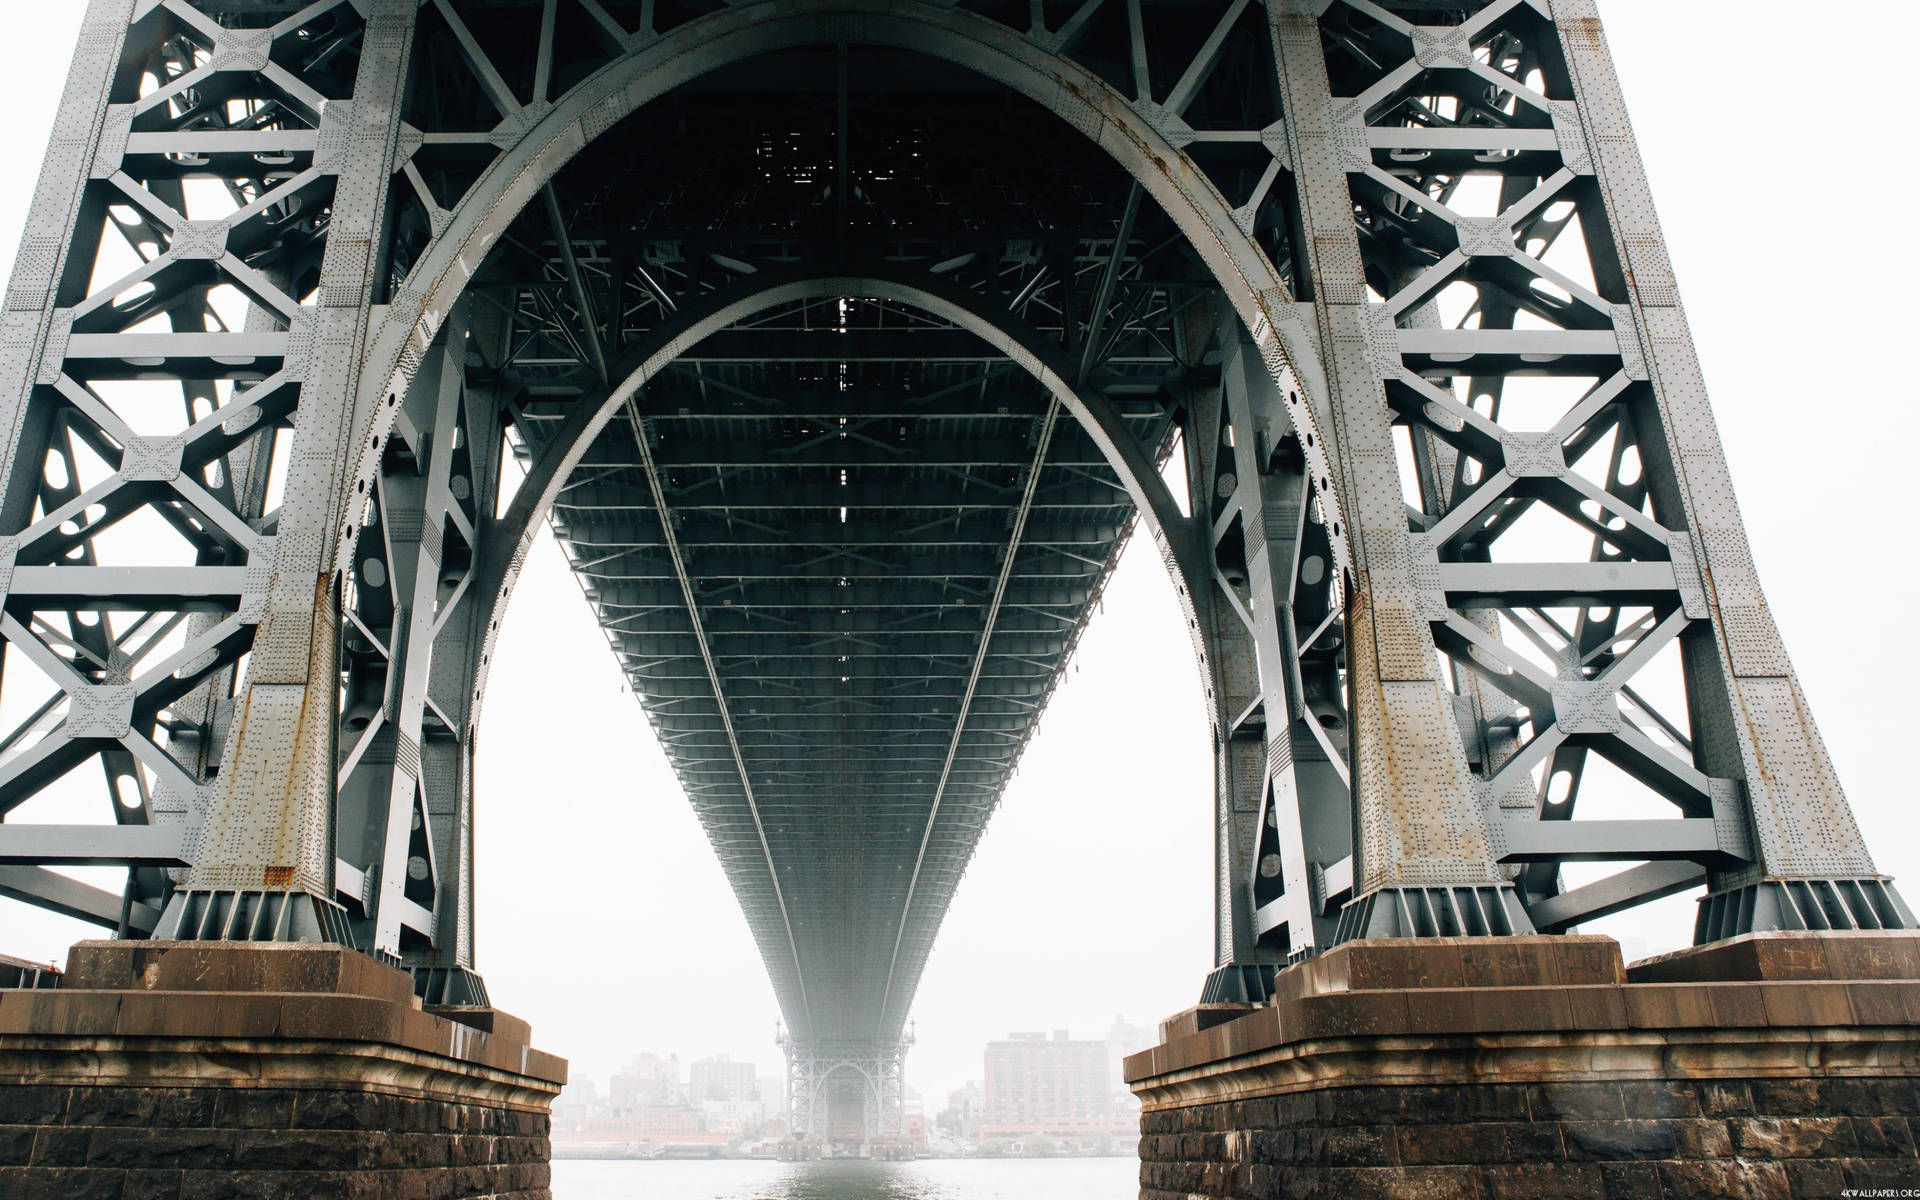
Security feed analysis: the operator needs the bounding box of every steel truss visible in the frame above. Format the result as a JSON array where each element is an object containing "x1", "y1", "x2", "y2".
[
  {"x1": 781, "y1": 1032, "x2": 910, "y2": 1147},
  {"x1": 0, "y1": 0, "x2": 1906, "y2": 1048}
]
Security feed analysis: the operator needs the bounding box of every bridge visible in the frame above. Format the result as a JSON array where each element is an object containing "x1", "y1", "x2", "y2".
[{"x1": 0, "y1": 0, "x2": 1916, "y2": 1195}]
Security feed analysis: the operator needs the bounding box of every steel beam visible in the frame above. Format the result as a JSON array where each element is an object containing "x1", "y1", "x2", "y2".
[{"x1": 0, "y1": 825, "x2": 189, "y2": 867}]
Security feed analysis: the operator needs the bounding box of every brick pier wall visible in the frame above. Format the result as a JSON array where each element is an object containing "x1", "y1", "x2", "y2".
[
  {"x1": 1127, "y1": 934, "x2": 1920, "y2": 1199},
  {"x1": 1138, "y1": 1074, "x2": 1919, "y2": 1198},
  {"x1": 0, "y1": 1083, "x2": 551, "y2": 1199},
  {"x1": 0, "y1": 942, "x2": 565, "y2": 1200}
]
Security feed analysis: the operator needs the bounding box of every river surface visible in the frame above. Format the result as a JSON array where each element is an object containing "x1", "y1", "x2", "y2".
[{"x1": 552, "y1": 1157, "x2": 1139, "y2": 1199}]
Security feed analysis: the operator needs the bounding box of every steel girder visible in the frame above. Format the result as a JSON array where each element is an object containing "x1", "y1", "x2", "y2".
[{"x1": 0, "y1": 0, "x2": 1907, "y2": 1056}]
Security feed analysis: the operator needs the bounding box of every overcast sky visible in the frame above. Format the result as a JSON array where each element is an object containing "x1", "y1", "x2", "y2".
[{"x1": 2, "y1": 3, "x2": 1915, "y2": 1113}]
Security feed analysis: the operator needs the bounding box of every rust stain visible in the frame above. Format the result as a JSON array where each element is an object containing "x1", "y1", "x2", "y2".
[
  {"x1": 1561, "y1": 17, "x2": 1603, "y2": 52},
  {"x1": 1701, "y1": 564, "x2": 1780, "y2": 793},
  {"x1": 223, "y1": 573, "x2": 337, "y2": 887}
]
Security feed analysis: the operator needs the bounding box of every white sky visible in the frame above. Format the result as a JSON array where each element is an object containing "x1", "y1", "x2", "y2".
[{"x1": 2, "y1": 3, "x2": 1916, "y2": 1112}]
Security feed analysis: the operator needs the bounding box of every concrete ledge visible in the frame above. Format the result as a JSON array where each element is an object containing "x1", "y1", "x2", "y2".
[
  {"x1": 0, "y1": 942, "x2": 564, "y2": 1200},
  {"x1": 1126, "y1": 935, "x2": 1920, "y2": 1198},
  {"x1": 1159, "y1": 1004, "x2": 1261, "y2": 1043},
  {"x1": 60, "y1": 941, "x2": 421, "y2": 1006},
  {"x1": 0, "y1": 990, "x2": 566, "y2": 1088},
  {"x1": 1272, "y1": 934, "x2": 1625, "y2": 1001},
  {"x1": 1128, "y1": 934, "x2": 1920, "y2": 1086},
  {"x1": 427, "y1": 1007, "x2": 534, "y2": 1046},
  {"x1": 1628, "y1": 930, "x2": 1920, "y2": 985}
]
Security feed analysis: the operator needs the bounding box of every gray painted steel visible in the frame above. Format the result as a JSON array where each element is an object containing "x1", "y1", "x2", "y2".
[{"x1": 0, "y1": 0, "x2": 1908, "y2": 1125}]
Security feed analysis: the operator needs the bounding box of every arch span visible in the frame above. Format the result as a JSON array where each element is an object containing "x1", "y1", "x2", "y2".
[
  {"x1": 325, "y1": 0, "x2": 1364, "y2": 1011},
  {"x1": 457, "y1": 266, "x2": 1218, "y2": 1041},
  {"x1": 467, "y1": 264, "x2": 1207, "y2": 722},
  {"x1": 348, "y1": 0, "x2": 1351, "y2": 616}
]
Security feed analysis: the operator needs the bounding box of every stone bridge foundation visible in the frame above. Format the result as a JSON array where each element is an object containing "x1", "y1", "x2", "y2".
[
  {"x1": 0, "y1": 942, "x2": 564, "y2": 1200},
  {"x1": 1126, "y1": 933, "x2": 1920, "y2": 1199}
]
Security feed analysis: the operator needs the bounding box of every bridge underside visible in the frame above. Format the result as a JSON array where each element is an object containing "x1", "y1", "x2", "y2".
[
  {"x1": 1, "y1": 0, "x2": 1912, "y2": 1120},
  {"x1": 430, "y1": 47, "x2": 1195, "y2": 1045},
  {"x1": 4, "y1": 2, "x2": 1920, "y2": 1195}
]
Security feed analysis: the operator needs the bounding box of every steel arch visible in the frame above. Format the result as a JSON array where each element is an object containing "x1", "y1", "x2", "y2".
[
  {"x1": 470, "y1": 264, "x2": 1207, "y2": 723},
  {"x1": 344, "y1": 0, "x2": 1352, "y2": 598},
  {"x1": 456, "y1": 263, "x2": 1230, "y2": 1038},
  {"x1": 319, "y1": 0, "x2": 1362, "y2": 999}
]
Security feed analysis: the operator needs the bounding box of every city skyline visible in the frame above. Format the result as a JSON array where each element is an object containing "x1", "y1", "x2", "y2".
[
  {"x1": 556, "y1": 1017, "x2": 1152, "y2": 1110},
  {"x1": 556, "y1": 1019, "x2": 1151, "y2": 1151}
]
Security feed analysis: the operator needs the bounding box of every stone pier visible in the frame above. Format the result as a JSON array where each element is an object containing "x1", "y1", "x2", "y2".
[
  {"x1": 1126, "y1": 933, "x2": 1920, "y2": 1198},
  {"x1": 0, "y1": 942, "x2": 565, "y2": 1200}
]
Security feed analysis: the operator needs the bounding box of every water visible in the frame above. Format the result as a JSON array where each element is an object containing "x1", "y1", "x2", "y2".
[{"x1": 552, "y1": 1156, "x2": 1138, "y2": 1199}]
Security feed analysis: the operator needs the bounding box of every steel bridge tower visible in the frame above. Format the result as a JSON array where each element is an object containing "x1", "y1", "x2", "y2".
[
  {"x1": 780, "y1": 1025, "x2": 909, "y2": 1152},
  {"x1": 0, "y1": 1, "x2": 1916, "y2": 1195}
]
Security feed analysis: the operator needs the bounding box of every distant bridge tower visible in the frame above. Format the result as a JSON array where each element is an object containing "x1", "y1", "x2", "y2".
[
  {"x1": 1, "y1": 0, "x2": 1917, "y2": 1195},
  {"x1": 781, "y1": 1025, "x2": 909, "y2": 1153}
]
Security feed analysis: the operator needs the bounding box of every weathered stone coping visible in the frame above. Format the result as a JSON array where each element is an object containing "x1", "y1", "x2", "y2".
[
  {"x1": 1125, "y1": 933, "x2": 1920, "y2": 1105},
  {"x1": 0, "y1": 942, "x2": 565, "y2": 1104}
]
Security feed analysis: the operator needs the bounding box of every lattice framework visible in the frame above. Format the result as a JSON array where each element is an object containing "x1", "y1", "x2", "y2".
[{"x1": 0, "y1": 0, "x2": 1905, "y2": 1049}]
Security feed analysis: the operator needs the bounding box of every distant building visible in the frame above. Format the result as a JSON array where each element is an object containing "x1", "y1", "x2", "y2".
[
  {"x1": 689, "y1": 1054, "x2": 757, "y2": 1104},
  {"x1": 1105, "y1": 1014, "x2": 1154, "y2": 1111},
  {"x1": 903, "y1": 1089, "x2": 927, "y2": 1145},
  {"x1": 550, "y1": 1079, "x2": 599, "y2": 1133},
  {"x1": 610, "y1": 1053, "x2": 682, "y2": 1109},
  {"x1": 700, "y1": 1098, "x2": 763, "y2": 1134},
  {"x1": 941, "y1": 1081, "x2": 985, "y2": 1139},
  {"x1": 556, "y1": 1078, "x2": 600, "y2": 1107},
  {"x1": 980, "y1": 1030, "x2": 1115, "y2": 1137},
  {"x1": 581, "y1": 1105, "x2": 702, "y2": 1136}
]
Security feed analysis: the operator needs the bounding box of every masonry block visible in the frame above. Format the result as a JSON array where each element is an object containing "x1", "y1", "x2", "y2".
[
  {"x1": 0, "y1": 942, "x2": 564, "y2": 1200},
  {"x1": 1127, "y1": 934, "x2": 1920, "y2": 1197}
]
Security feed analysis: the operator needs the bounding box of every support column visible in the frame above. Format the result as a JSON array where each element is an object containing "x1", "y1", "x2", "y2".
[
  {"x1": 1546, "y1": 0, "x2": 1907, "y2": 940},
  {"x1": 1272, "y1": 3, "x2": 1526, "y2": 940},
  {"x1": 159, "y1": 0, "x2": 422, "y2": 939},
  {"x1": 1265, "y1": 0, "x2": 1909, "y2": 943},
  {"x1": 0, "y1": 9, "x2": 568, "y2": 1193},
  {"x1": 1184, "y1": 297, "x2": 1356, "y2": 998},
  {"x1": 779, "y1": 1038, "x2": 909, "y2": 1155},
  {"x1": 336, "y1": 299, "x2": 507, "y2": 998},
  {"x1": 1180, "y1": 345, "x2": 1277, "y2": 996}
]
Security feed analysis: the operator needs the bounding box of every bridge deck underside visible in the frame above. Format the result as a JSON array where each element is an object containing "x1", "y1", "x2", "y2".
[
  {"x1": 473, "y1": 53, "x2": 1199, "y2": 1043},
  {"x1": 523, "y1": 347, "x2": 1161, "y2": 1043}
]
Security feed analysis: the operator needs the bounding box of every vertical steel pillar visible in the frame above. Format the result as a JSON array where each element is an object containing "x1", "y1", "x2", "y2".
[
  {"x1": 1272, "y1": 2, "x2": 1528, "y2": 940},
  {"x1": 1180, "y1": 349, "x2": 1274, "y2": 989},
  {"x1": 159, "y1": 0, "x2": 421, "y2": 940},
  {"x1": 0, "y1": 0, "x2": 149, "y2": 928},
  {"x1": 1266, "y1": 0, "x2": 1909, "y2": 942},
  {"x1": 0, "y1": 0, "x2": 425, "y2": 941},
  {"x1": 1546, "y1": 1, "x2": 1906, "y2": 937},
  {"x1": 1185, "y1": 296, "x2": 1356, "y2": 996},
  {"x1": 779, "y1": 1039, "x2": 907, "y2": 1149},
  {"x1": 335, "y1": 297, "x2": 506, "y2": 987}
]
